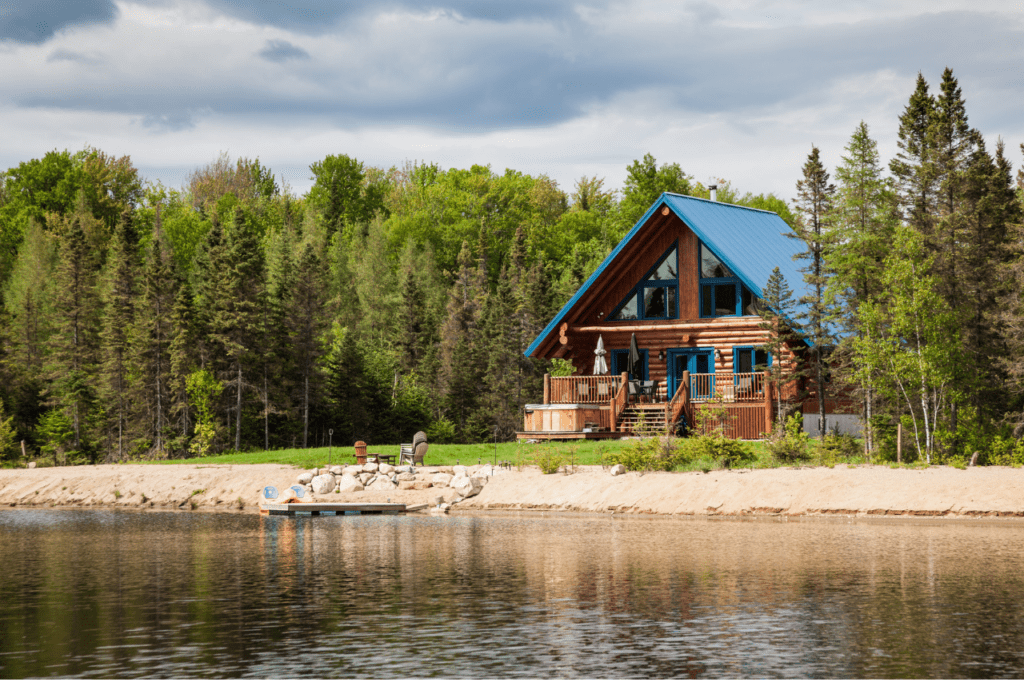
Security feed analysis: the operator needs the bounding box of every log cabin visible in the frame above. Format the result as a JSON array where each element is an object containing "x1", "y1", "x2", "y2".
[{"x1": 519, "y1": 191, "x2": 860, "y2": 440}]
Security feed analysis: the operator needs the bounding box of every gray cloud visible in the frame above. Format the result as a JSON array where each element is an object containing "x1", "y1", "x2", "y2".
[
  {"x1": 141, "y1": 111, "x2": 198, "y2": 132},
  {"x1": 258, "y1": 39, "x2": 310, "y2": 62},
  {"x1": 9, "y1": 5, "x2": 1024, "y2": 143},
  {"x1": 203, "y1": 0, "x2": 588, "y2": 33},
  {"x1": 0, "y1": 0, "x2": 117, "y2": 43},
  {"x1": 47, "y1": 49, "x2": 102, "y2": 64}
]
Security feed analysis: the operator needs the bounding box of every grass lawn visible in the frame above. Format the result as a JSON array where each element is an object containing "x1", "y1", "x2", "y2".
[{"x1": 155, "y1": 439, "x2": 638, "y2": 470}]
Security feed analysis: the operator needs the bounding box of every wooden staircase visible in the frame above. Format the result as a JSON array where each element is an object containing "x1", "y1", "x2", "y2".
[{"x1": 615, "y1": 404, "x2": 669, "y2": 434}]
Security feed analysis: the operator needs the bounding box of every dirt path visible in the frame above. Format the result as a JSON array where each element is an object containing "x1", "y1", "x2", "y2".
[{"x1": 2, "y1": 463, "x2": 1023, "y2": 518}]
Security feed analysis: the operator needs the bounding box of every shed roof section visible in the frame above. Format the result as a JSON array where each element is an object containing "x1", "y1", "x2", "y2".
[{"x1": 524, "y1": 192, "x2": 810, "y2": 357}]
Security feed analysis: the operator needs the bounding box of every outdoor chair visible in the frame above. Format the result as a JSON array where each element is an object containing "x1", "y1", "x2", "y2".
[
  {"x1": 627, "y1": 380, "x2": 641, "y2": 403},
  {"x1": 641, "y1": 380, "x2": 656, "y2": 402},
  {"x1": 400, "y1": 431, "x2": 428, "y2": 466}
]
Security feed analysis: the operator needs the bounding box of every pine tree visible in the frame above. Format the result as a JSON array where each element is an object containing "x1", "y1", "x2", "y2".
[
  {"x1": 792, "y1": 146, "x2": 837, "y2": 436},
  {"x1": 46, "y1": 215, "x2": 101, "y2": 460},
  {"x1": 168, "y1": 280, "x2": 200, "y2": 451},
  {"x1": 758, "y1": 267, "x2": 804, "y2": 429},
  {"x1": 438, "y1": 240, "x2": 486, "y2": 440},
  {"x1": 890, "y1": 73, "x2": 937, "y2": 239},
  {"x1": 828, "y1": 122, "x2": 897, "y2": 452},
  {"x1": 1, "y1": 219, "x2": 56, "y2": 444},
  {"x1": 131, "y1": 217, "x2": 177, "y2": 457},
  {"x1": 209, "y1": 207, "x2": 266, "y2": 451},
  {"x1": 286, "y1": 241, "x2": 328, "y2": 449},
  {"x1": 98, "y1": 208, "x2": 139, "y2": 460}
]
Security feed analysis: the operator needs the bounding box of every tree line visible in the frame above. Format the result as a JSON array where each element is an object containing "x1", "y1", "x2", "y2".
[
  {"x1": 0, "y1": 143, "x2": 787, "y2": 463},
  {"x1": 0, "y1": 67, "x2": 1021, "y2": 466},
  {"x1": 773, "y1": 68, "x2": 1024, "y2": 465}
]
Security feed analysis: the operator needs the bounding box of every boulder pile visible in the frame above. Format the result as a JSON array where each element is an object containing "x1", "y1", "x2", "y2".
[{"x1": 295, "y1": 462, "x2": 504, "y2": 503}]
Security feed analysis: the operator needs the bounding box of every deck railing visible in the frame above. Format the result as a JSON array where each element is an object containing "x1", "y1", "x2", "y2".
[
  {"x1": 549, "y1": 375, "x2": 623, "y2": 404},
  {"x1": 689, "y1": 372, "x2": 765, "y2": 403}
]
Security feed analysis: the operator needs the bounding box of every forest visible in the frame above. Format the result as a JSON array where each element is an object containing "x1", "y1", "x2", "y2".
[{"x1": 1, "y1": 67, "x2": 1022, "y2": 466}]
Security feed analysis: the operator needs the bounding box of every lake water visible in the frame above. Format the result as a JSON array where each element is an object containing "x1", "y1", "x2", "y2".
[{"x1": 2, "y1": 509, "x2": 1024, "y2": 678}]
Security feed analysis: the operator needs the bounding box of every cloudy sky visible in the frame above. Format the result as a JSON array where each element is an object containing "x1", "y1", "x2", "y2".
[{"x1": 1, "y1": 0, "x2": 1021, "y2": 199}]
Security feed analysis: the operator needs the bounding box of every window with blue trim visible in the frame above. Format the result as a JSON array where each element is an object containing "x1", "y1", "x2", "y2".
[
  {"x1": 733, "y1": 346, "x2": 771, "y2": 373},
  {"x1": 700, "y1": 242, "x2": 762, "y2": 317},
  {"x1": 610, "y1": 244, "x2": 678, "y2": 321}
]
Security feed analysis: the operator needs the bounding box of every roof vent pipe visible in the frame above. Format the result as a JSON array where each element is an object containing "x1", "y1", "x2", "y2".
[{"x1": 709, "y1": 184, "x2": 718, "y2": 202}]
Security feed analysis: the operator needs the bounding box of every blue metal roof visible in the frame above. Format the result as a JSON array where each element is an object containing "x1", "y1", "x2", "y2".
[{"x1": 524, "y1": 192, "x2": 811, "y2": 357}]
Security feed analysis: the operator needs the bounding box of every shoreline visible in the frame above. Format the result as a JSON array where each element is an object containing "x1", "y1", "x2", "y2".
[{"x1": 2, "y1": 463, "x2": 1024, "y2": 519}]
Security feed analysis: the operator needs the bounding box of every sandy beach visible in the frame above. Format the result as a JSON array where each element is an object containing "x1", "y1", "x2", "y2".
[{"x1": 2, "y1": 462, "x2": 1024, "y2": 518}]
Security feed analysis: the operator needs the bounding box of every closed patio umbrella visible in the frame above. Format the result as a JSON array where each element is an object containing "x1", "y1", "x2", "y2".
[
  {"x1": 627, "y1": 333, "x2": 642, "y2": 380},
  {"x1": 593, "y1": 335, "x2": 609, "y2": 375}
]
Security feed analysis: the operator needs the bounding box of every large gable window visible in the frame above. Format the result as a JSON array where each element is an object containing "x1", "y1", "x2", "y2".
[
  {"x1": 699, "y1": 242, "x2": 762, "y2": 318},
  {"x1": 610, "y1": 244, "x2": 678, "y2": 321}
]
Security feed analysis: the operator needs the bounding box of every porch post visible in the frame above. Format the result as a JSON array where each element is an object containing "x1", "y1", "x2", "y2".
[
  {"x1": 681, "y1": 370, "x2": 690, "y2": 408},
  {"x1": 543, "y1": 373, "x2": 551, "y2": 405},
  {"x1": 764, "y1": 370, "x2": 773, "y2": 435}
]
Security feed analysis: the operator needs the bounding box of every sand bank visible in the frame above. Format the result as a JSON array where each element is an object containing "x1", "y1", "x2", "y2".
[{"x1": 1, "y1": 463, "x2": 1023, "y2": 518}]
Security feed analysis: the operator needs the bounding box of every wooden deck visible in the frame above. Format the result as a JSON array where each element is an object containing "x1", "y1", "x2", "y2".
[
  {"x1": 260, "y1": 502, "x2": 407, "y2": 516},
  {"x1": 516, "y1": 430, "x2": 625, "y2": 441}
]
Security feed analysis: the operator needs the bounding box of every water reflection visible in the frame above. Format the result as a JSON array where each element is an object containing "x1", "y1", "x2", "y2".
[{"x1": 2, "y1": 510, "x2": 1024, "y2": 678}]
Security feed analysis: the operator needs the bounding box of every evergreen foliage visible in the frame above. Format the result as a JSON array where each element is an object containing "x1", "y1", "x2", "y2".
[{"x1": 1, "y1": 80, "x2": 1022, "y2": 465}]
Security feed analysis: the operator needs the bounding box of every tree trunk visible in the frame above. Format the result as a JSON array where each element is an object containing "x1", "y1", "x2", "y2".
[
  {"x1": 235, "y1": 363, "x2": 242, "y2": 451},
  {"x1": 303, "y1": 372, "x2": 309, "y2": 449}
]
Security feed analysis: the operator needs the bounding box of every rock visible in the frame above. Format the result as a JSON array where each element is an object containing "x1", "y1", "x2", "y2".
[
  {"x1": 311, "y1": 474, "x2": 336, "y2": 495},
  {"x1": 453, "y1": 465, "x2": 468, "y2": 477},
  {"x1": 432, "y1": 473, "x2": 453, "y2": 487},
  {"x1": 336, "y1": 475, "x2": 364, "y2": 493},
  {"x1": 343, "y1": 466, "x2": 362, "y2": 477},
  {"x1": 368, "y1": 477, "x2": 396, "y2": 491},
  {"x1": 396, "y1": 465, "x2": 413, "y2": 474},
  {"x1": 358, "y1": 473, "x2": 373, "y2": 485},
  {"x1": 413, "y1": 481, "x2": 433, "y2": 490},
  {"x1": 398, "y1": 481, "x2": 417, "y2": 490},
  {"x1": 421, "y1": 468, "x2": 438, "y2": 474},
  {"x1": 362, "y1": 462, "x2": 379, "y2": 473},
  {"x1": 330, "y1": 466, "x2": 344, "y2": 476},
  {"x1": 396, "y1": 472, "x2": 416, "y2": 481},
  {"x1": 318, "y1": 467, "x2": 333, "y2": 476},
  {"x1": 451, "y1": 475, "x2": 484, "y2": 498},
  {"x1": 297, "y1": 472, "x2": 314, "y2": 485},
  {"x1": 610, "y1": 464, "x2": 626, "y2": 476},
  {"x1": 364, "y1": 475, "x2": 377, "y2": 487},
  {"x1": 378, "y1": 463, "x2": 395, "y2": 475},
  {"x1": 27, "y1": 462, "x2": 36, "y2": 469}
]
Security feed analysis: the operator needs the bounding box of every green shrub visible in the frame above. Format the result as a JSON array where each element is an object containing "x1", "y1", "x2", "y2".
[
  {"x1": 765, "y1": 413, "x2": 809, "y2": 462},
  {"x1": 813, "y1": 432, "x2": 861, "y2": 465},
  {"x1": 604, "y1": 436, "x2": 682, "y2": 472},
  {"x1": 426, "y1": 418, "x2": 457, "y2": 444},
  {"x1": 689, "y1": 435, "x2": 753, "y2": 468},
  {"x1": 533, "y1": 448, "x2": 564, "y2": 474}
]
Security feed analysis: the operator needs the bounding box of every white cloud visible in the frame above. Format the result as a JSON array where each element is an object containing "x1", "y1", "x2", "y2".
[{"x1": 0, "y1": 0, "x2": 1022, "y2": 201}]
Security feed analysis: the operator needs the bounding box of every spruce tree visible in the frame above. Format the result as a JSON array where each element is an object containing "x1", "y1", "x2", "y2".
[
  {"x1": 209, "y1": 207, "x2": 266, "y2": 451},
  {"x1": 758, "y1": 267, "x2": 804, "y2": 430},
  {"x1": 828, "y1": 122, "x2": 897, "y2": 452},
  {"x1": 98, "y1": 208, "x2": 139, "y2": 460},
  {"x1": 46, "y1": 215, "x2": 101, "y2": 460},
  {"x1": 131, "y1": 219, "x2": 177, "y2": 456},
  {"x1": 792, "y1": 146, "x2": 837, "y2": 436},
  {"x1": 286, "y1": 242, "x2": 328, "y2": 449}
]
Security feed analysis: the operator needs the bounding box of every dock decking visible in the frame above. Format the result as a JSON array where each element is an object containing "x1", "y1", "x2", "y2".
[{"x1": 260, "y1": 502, "x2": 407, "y2": 516}]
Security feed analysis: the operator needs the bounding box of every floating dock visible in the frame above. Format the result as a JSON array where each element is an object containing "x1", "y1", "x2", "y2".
[{"x1": 260, "y1": 502, "x2": 407, "y2": 516}]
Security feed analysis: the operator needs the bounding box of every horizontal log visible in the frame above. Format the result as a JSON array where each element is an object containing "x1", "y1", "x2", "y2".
[{"x1": 571, "y1": 319, "x2": 764, "y2": 334}]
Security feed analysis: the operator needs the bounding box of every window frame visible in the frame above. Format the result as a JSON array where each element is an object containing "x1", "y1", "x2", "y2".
[
  {"x1": 609, "y1": 242, "x2": 679, "y2": 321},
  {"x1": 732, "y1": 346, "x2": 772, "y2": 374},
  {"x1": 699, "y1": 241, "x2": 758, "y2": 318}
]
